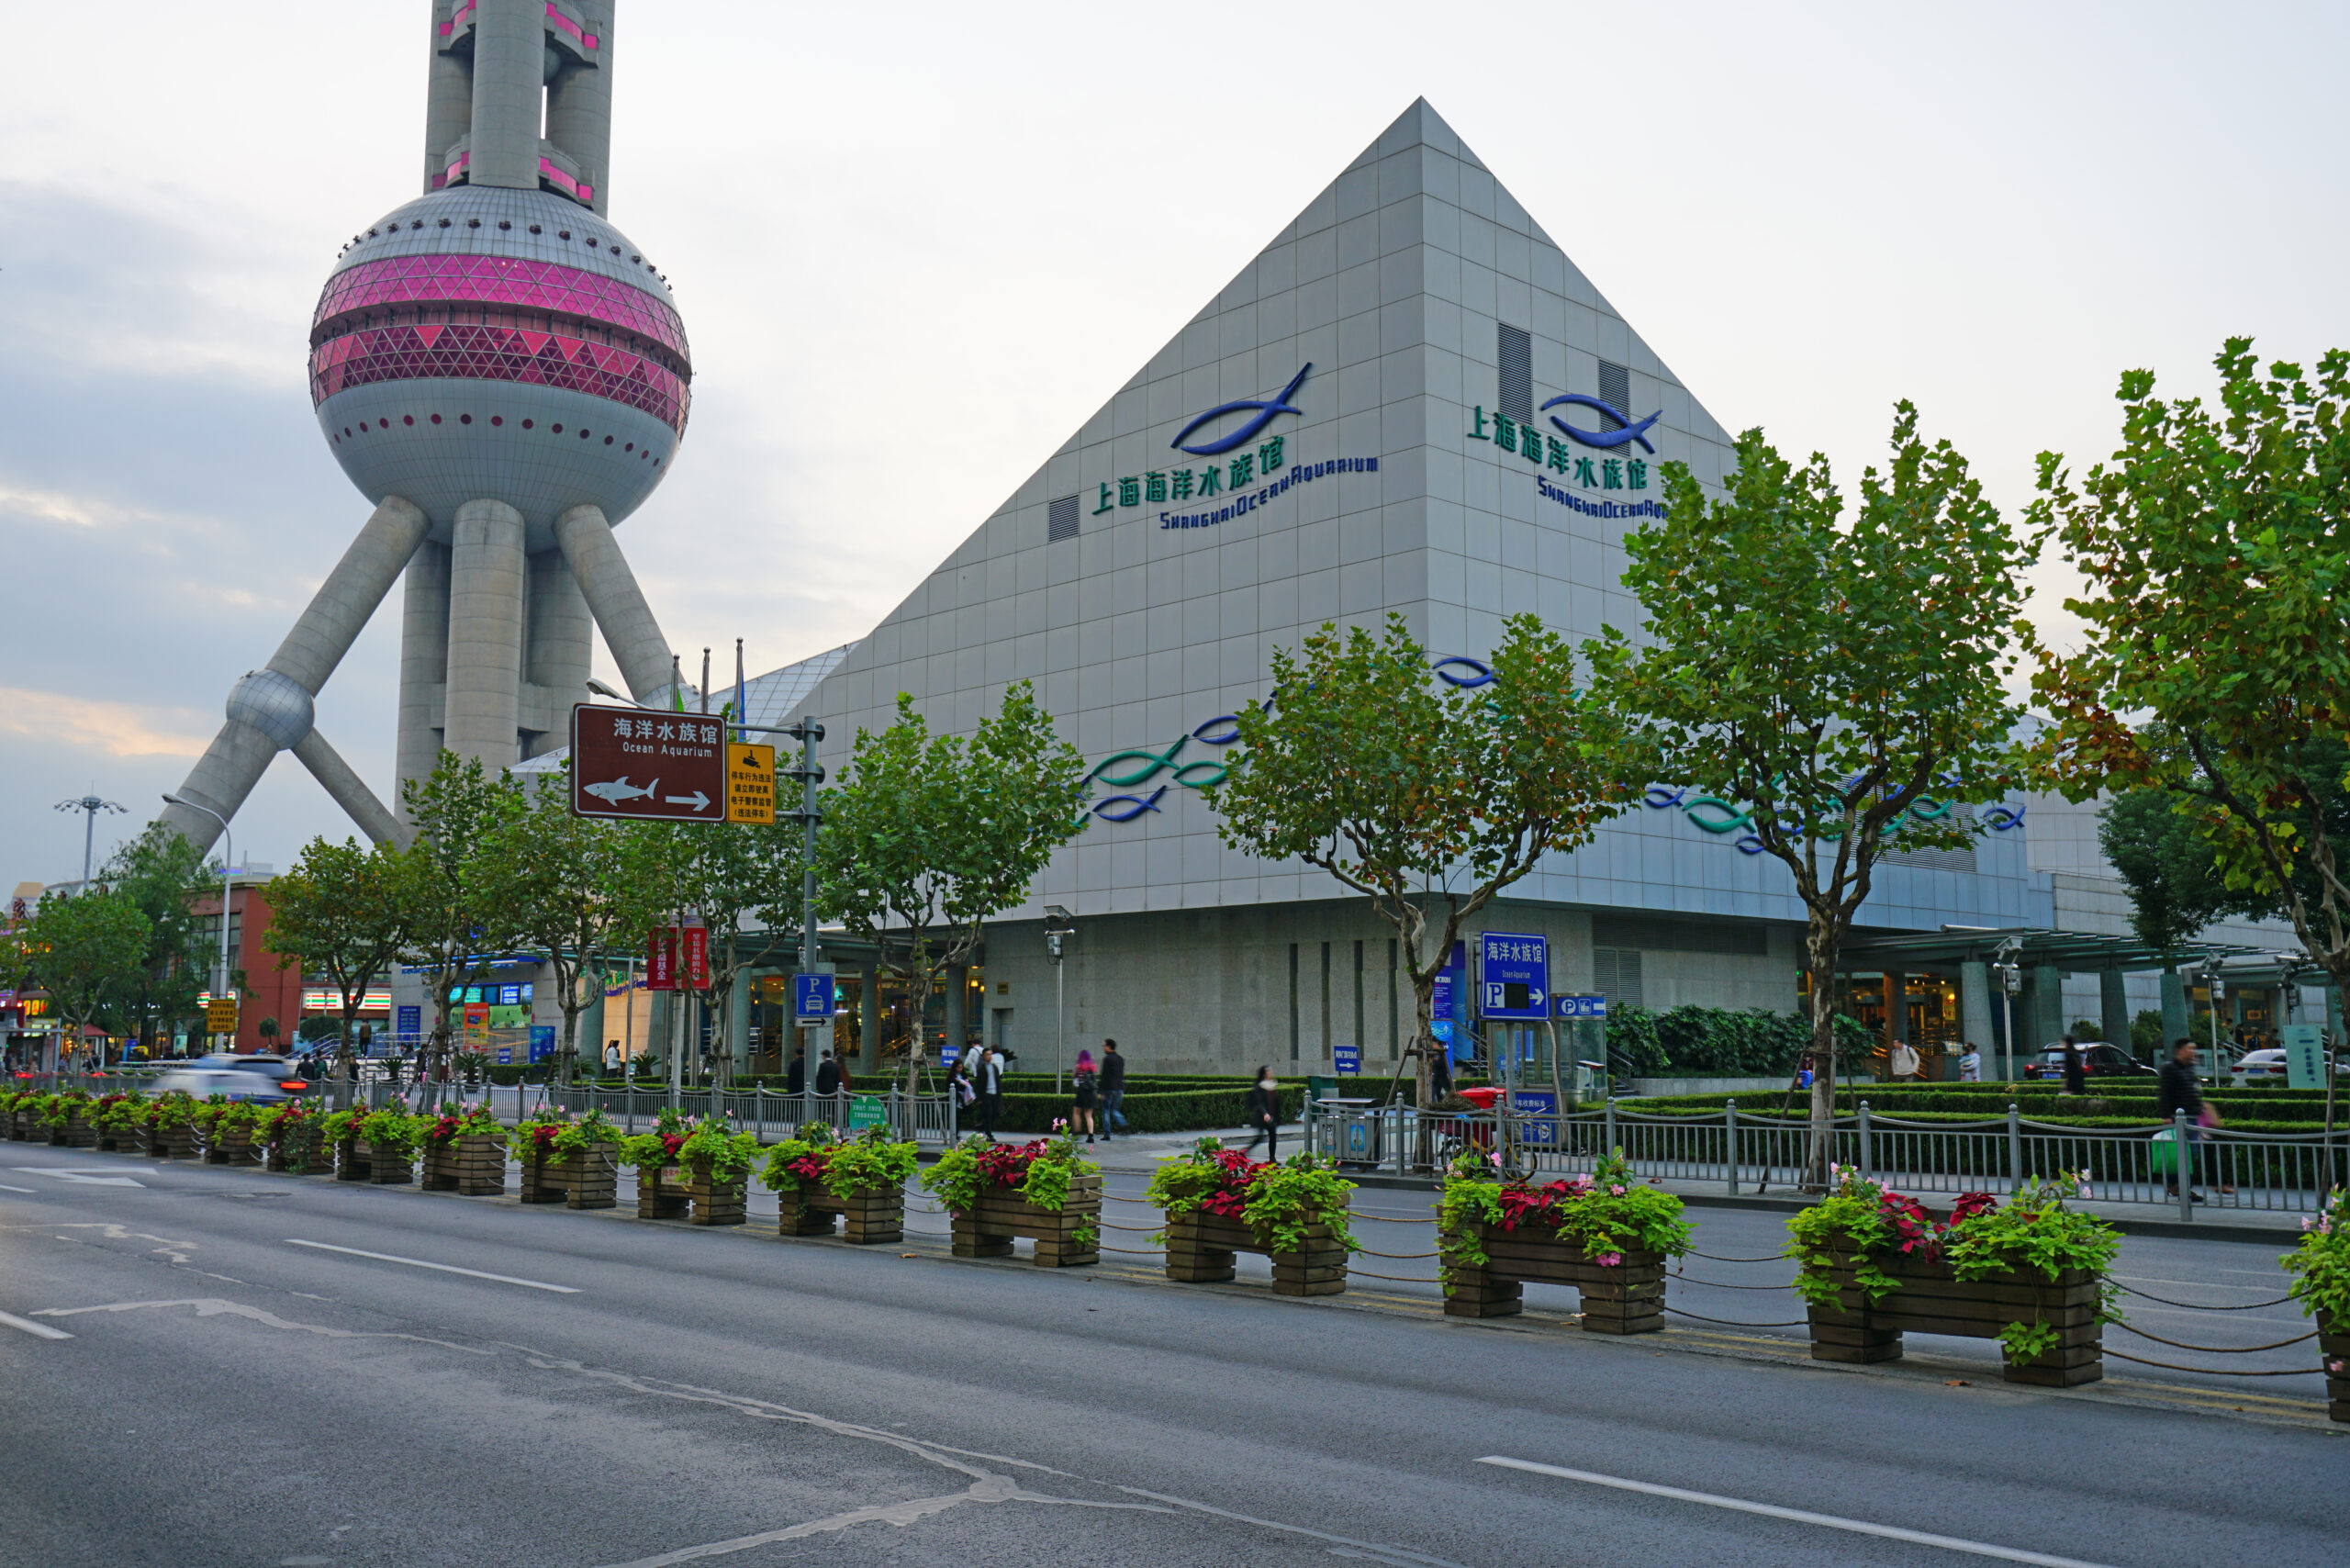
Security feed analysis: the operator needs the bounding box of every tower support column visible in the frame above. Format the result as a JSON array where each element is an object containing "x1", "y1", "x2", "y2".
[
  {"x1": 443, "y1": 499, "x2": 528, "y2": 767},
  {"x1": 554, "y1": 503, "x2": 675, "y2": 700},
  {"x1": 397, "y1": 538, "x2": 453, "y2": 804}
]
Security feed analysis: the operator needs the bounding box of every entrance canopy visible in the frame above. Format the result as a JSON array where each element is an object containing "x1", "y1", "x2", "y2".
[{"x1": 1841, "y1": 927, "x2": 2266, "y2": 974}]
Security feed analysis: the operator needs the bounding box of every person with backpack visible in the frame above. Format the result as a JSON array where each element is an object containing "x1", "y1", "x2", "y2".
[
  {"x1": 1098, "y1": 1039, "x2": 1127, "y2": 1138},
  {"x1": 1071, "y1": 1049, "x2": 1100, "y2": 1143}
]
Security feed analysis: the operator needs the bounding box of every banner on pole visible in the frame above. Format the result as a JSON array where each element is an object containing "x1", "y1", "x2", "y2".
[
  {"x1": 645, "y1": 928, "x2": 677, "y2": 991},
  {"x1": 682, "y1": 925, "x2": 710, "y2": 989}
]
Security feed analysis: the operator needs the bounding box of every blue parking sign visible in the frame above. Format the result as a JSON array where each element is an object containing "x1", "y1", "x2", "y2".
[
  {"x1": 1556, "y1": 994, "x2": 1608, "y2": 1020},
  {"x1": 1478, "y1": 932, "x2": 1550, "y2": 1021},
  {"x1": 793, "y1": 973, "x2": 835, "y2": 1025}
]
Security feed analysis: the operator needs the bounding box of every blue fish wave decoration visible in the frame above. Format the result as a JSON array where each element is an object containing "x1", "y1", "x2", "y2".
[
  {"x1": 1171, "y1": 364, "x2": 1312, "y2": 456},
  {"x1": 1541, "y1": 393, "x2": 1662, "y2": 454},
  {"x1": 1092, "y1": 786, "x2": 1167, "y2": 823}
]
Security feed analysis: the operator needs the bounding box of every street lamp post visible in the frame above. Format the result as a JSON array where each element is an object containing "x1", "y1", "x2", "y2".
[
  {"x1": 55, "y1": 795, "x2": 128, "y2": 890},
  {"x1": 1993, "y1": 938, "x2": 2022, "y2": 1086},
  {"x1": 1044, "y1": 905, "x2": 1075, "y2": 1095},
  {"x1": 161, "y1": 794, "x2": 234, "y2": 1058}
]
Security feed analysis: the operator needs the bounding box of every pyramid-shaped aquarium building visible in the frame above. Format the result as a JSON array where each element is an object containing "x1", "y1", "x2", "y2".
[{"x1": 773, "y1": 99, "x2": 2044, "y2": 1073}]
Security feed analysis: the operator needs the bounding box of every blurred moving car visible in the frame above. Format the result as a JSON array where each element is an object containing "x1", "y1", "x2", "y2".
[
  {"x1": 152, "y1": 1053, "x2": 309, "y2": 1102},
  {"x1": 2020, "y1": 1043, "x2": 2156, "y2": 1081}
]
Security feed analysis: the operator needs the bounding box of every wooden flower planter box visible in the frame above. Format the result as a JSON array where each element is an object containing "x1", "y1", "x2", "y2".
[
  {"x1": 519, "y1": 1147, "x2": 617, "y2": 1209},
  {"x1": 48, "y1": 1112, "x2": 96, "y2": 1149},
  {"x1": 1804, "y1": 1248, "x2": 2102, "y2": 1386},
  {"x1": 1164, "y1": 1200, "x2": 1349, "y2": 1297},
  {"x1": 144, "y1": 1123, "x2": 196, "y2": 1160},
  {"x1": 1439, "y1": 1223, "x2": 1666, "y2": 1333},
  {"x1": 637, "y1": 1166, "x2": 690, "y2": 1219},
  {"x1": 683, "y1": 1160, "x2": 746, "y2": 1226},
  {"x1": 6, "y1": 1109, "x2": 37, "y2": 1140},
  {"x1": 950, "y1": 1174, "x2": 1101, "y2": 1268},
  {"x1": 336, "y1": 1138, "x2": 414, "y2": 1185},
  {"x1": 2320, "y1": 1322, "x2": 2349, "y2": 1425},
  {"x1": 205, "y1": 1125, "x2": 260, "y2": 1166},
  {"x1": 782, "y1": 1181, "x2": 905, "y2": 1244},
  {"x1": 266, "y1": 1126, "x2": 331, "y2": 1173},
  {"x1": 420, "y1": 1134, "x2": 506, "y2": 1195},
  {"x1": 94, "y1": 1121, "x2": 140, "y2": 1153}
]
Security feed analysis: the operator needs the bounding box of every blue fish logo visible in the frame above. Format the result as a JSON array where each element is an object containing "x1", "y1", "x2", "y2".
[
  {"x1": 1431, "y1": 655, "x2": 1495, "y2": 689},
  {"x1": 1171, "y1": 364, "x2": 1312, "y2": 456},
  {"x1": 1542, "y1": 393, "x2": 1661, "y2": 454},
  {"x1": 1091, "y1": 786, "x2": 1167, "y2": 823}
]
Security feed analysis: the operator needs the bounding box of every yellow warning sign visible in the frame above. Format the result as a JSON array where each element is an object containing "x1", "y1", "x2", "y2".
[
  {"x1": 205, "y1": 999, "x2": 240, "y2": 1034},
  {"x1": 726, "y1": 743, "x2": 777, "y2": 824}
]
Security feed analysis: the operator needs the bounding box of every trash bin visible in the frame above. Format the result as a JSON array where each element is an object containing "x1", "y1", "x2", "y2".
[{"x1": 1458, "y1": 1087, "x2": 1505, "y2": 1111}]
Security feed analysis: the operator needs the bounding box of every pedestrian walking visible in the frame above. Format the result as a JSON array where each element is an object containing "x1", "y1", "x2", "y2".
[
  {"x1": 2060, "y1": 1034, "x2": 2087, "y2": 1095},
  {"x1": 1242, "y1": 1065, "x2": 1281, "y2": 1160},
  {"x1": 978, "y1": 1046, "x2": 1004, "y2": 1140},
  {"x1": 786, "y1": 1047, "x2": 807, "y2": 1095},
  {"x1": 949, "y1": 1053, "x2": 976, "y2": 1117},
  {"x1": 814, "y1": 1047, "x2": 841, "y2": 1097},
  {"x1": 2157, "y1": 1037, "x2": 2233, "y2": 1198},
  {"x1": 1071, "y1": 1049, "x2": 1099, "y2": 1143},
  {"x1": 1427, "y1": 1041, "x2": 1454, "y2": 1101},
  {"x1": 1098, "y1": 1039, "x2": 1127, "y2": 1138},
  {"x1": 603, "y1": 1039, "x2": 622, "y2": 1074},
  {"x1": 1958, "y1": 1044, "x2": 1981, "y2": 1082}
]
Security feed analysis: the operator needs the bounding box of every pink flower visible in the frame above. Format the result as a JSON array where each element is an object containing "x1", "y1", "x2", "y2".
[
  {"x1": 1608, "y1": 1184, "x2": 1626, "y2": 1195},
  {"x1": 1597, "y1": 1252, "x2": 1624, "y2": 1268}
]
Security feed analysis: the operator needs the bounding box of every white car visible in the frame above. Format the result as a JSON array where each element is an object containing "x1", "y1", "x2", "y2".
[{"x1": 152, "y1": 1053, "x2": 310, "y2": 1102}]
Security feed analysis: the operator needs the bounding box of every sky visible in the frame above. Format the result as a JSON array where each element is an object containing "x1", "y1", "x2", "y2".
[{"x1": 4, "y1": 1, "x2": 2346, "y2": 887}]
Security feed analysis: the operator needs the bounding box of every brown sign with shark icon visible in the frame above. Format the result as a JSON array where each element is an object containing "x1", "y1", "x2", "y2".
[{"x1": 569, "y1": 704, "x2": 728, "y2": 823}]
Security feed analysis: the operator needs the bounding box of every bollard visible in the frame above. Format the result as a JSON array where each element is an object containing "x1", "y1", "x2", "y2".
[
  {"x1": 1858, "y1": 1101, "x2": 1873, "y2": 1182},
  {"x1": 1724, "y1": 1099, "x2": 1739, "y2": 1195},
  {"x1": 2007, "y1": 1104, "x2": 2023, "y2": 1194},
  {"x1": 2175, "y1": 1108, "x2": 2194, "y2": 1222}
]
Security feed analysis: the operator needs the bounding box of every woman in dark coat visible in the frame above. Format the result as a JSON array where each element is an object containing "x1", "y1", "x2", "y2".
[{"x1": 1243, "y1": 1065, "x2": 1280, "y2": 1161}]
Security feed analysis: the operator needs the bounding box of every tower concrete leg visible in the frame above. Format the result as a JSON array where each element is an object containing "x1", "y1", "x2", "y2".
[
  {"x1": 444, "y1": 498, "x2": 528, "y2": 767},
  {"x1": 161, "y1": 496, "x2": 430, "y2": 850},
  {"x1": 397, "y1": 539, "x2": 452, "y2": 808},
  {"x1": 554, "y1": 503, "x2": 675, "y2": 701},
  {"x1": 525, "y1": 546, "x2": 593, "y2": 757},
  {"x1": 292, "y1": 730, "x2": 411, "y2": 849}
]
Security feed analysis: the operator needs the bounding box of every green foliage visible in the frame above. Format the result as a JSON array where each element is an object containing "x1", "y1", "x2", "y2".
[
  {"x1": 1603, "y1": 1005, "x2": 1874, "y2": 1077},
  {"x1": 1439, "y1": 1150, "x2": 1689, "y2": 1274},
  {"x1": 39, "y1": 1089, "x2": 91, "y2": 1127},
  {"x1": 319, "y1": 1105, "x2": 369, "y2": 1144},
  {"x1": 2098, "y1": 790, "x2": 2241, "y2": 959},
  {"x1": 2279, "y1": 1188, "x2": 2350, "y2": 1327},
  {"x1": 2030, "y1": 341, "x2": 2350, "y2": 1003},
  {"x1": 818, "y1": 682, "x2": 1087, "y2": 1084},
  {"x1": 264, "y1": 835, "x2": 412, "y2": 1067},
  {"x1": 919, "y1": 1135, "x2": 989, "y2": 1215},
  {"x1": 817, "y1": 1127, "x2": 919, "y2": 1200},
  {"x1": 2131, "y1": 1009, "x2": 2167, "y2": 1056},
  {"x1": 1589, "y1": 406, "x2": 2032, "y2": 1154},
  {"x1": 1019, "y1": 1123, "x2": 1097, "y2": 1213},
  {"x1": 549, "y1": 1107, "x2": 621, "y2": 1159},
  {"x1": 356, "y1": 1108, "x2": 424, "y2": 1158},
  {"x1": 98, "y1": 823, "x2": 218, "y2": 1050},
  {"x1": 400, "y1": 753, "x2": 526, "y2": 1066},
  {"x1": 1944, "y1": 1174, "x2": 2122, "y2": 1287},
  {"x1": 1207, "y1": 612, "x2": 1643, "y2": 1098},
  {"x1": 5, "y1": 887, "x2": 151, "y2": 1044},
  {"x1": 1242, "y1": 1153, "x2": 1359, "y2": 1256},
  {"x1": 675, "y1": 1117, "x2": 761, "y2": 1180}
]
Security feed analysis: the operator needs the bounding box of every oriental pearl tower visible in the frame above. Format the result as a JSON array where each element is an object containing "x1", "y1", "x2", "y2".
[{"x1": 161, "y1": 0, "x2": 684, "y2": 853}]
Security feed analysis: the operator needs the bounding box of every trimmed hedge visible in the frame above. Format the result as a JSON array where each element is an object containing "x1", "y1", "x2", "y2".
[
  {"x1": 1629, "y1": 1085, "x2": 2340, "y2": 1122},
  {"x1": 1605, "y1": 1006, "x2": 1877, "y2": 1077},
  {"x1": 970, "y1": 1086, "x2": 1310, "y2": 1136}
]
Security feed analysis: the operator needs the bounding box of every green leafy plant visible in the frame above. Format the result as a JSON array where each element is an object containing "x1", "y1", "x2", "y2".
[
  {"x1": 141, "y1": 1092, "x2": 197, "y2": 1131},
  {"x1": 920, "y1": 1123, "x2": 1100, "y2": 1215},
  {"x1": 1439, "y1": 1149, "x2": 1689, "y2": 1278},
  {"x1": 817, "y1": 1126, "x2": 918, "y2": 1201},
  {"x1": 320, "y1": 1105, "x2": 369, "y2": 1145},
  {"x1": 41, "y1": 1089, "x2": 91, "y2": 1127},
  {"x1": 674, "y1": 1116, "x2": 761, "y2": 1181},
  {"x1": 1243, "y1": 1153, "x2": 1359, "y2": 1256},
  {"x1": 422, "y1": 1101, "x2": 500, "y2": 1147},
  {"x1": 356, "y1": 1107, "x2": 424, "y2": 1158},
  {"x1": 2280, "y1": 1187, "x2": 2350, "y2": 1329}
]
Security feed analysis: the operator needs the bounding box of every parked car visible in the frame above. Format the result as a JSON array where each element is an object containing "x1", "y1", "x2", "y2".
[
  {"x1": 2020, "y1": 1043, "x2": 2155, "y2": 1081},
  {"x1": 152, "y1": 1053, "x2": 310, "y2": 1102}
]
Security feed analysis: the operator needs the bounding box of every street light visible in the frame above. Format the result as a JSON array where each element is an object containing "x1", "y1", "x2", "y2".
[
  {"x1": 1044, "y1": 904, "x2": 1075, "y2": 1094},
  {"x1": 54, "y1": 795, "x2": 127, "y2": 888},
  {"x1": 1993, "y1": 936, "x2": 2022, "y2": 1085},
  {"x1": 161, "y1": 794, "x2": 235, "y2": 1058}
]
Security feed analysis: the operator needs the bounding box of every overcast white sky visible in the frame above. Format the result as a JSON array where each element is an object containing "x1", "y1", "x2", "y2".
[{"x1": 4, "y1": 2, "x2": 2346, "y2": 884}]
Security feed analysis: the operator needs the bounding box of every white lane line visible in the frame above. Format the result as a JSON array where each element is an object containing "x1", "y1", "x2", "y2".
[
  {"x1": 284, "y1": 1239, "x2": 578, "y2": 1294},
  {"x1": 1475, "y1": 1458, "x2": 2117, "y2": 1568},
  {"x1": 0, "y1": 1309, "x2": 73, "y2": 1340},
  {"x1": 0, "y1": 1183, "x2": 35, "y2": 1193}
]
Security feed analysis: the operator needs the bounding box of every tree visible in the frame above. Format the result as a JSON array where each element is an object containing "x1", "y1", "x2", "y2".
[
  {"x1": 2028, "y1": 340, "x2": 2350, "y2": 1129},
  {"x1": 398, "y1": 753, "x2": 523, "y2": 1088},
  {"x1": 628, "y1": 815, "x2": 802, "y2": 1087},
  {"x1": 6, "y1": 889, "x2": 151, "y2": 1066},
  {"x1": 1586, "y1": 405, "x2": 2034, "y2": 1183},
  {"x1": 2098, "y1": 787, "x2": 2237, "y2": 961},
  {"x1": 473, "y1": 761, "x2": 658, "y2": 1084},
  {"x1": 99, "y1": 823, "x2": 218, "y2": 1055},
  {"x1": 818, "y1": 682, "x2": 1089, "y2": 1092},
  {"x1": 264, "y1": 836, "x2": 413, "y2": 1105},
  {"x1": 1208, "y1": 612, "x2": 1645, "y2": 1106}
]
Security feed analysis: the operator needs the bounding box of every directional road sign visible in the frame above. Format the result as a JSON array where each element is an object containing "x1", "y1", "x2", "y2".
[
  {"x1": 569, "y1": 703, "x2": 728, "y2": 823},
  {"x1": 2281, "y1": 1023, "x2": 2326, "y2": 1090},
  {"x1": 1478, "y1": 931, "x2": 1550, "y2": 1021},
  {"x1": 726, "y1": 743, "x2": 777, "y2": 823},
  {"x1": 793, "y1": 973, "x2": 835, "y2": 1026}
]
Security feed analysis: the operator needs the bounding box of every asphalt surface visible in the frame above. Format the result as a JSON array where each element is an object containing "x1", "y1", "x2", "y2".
[{"x1": 1, "y1": 1141, "x2": 2344, "y2": 1568}]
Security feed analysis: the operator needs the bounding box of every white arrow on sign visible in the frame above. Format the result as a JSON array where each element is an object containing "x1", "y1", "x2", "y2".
[
  {"x1": 664, "y1": 790, "x2": 711, "y2": 812},
  {"x1": 1529, "y1": 988, "x2": 1545, "y2": 1006},
  {"x1": 11, "y1": 1168, "x2": 145, "y2": 1187}
]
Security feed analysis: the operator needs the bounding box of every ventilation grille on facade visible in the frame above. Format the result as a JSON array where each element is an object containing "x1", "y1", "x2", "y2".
[
  {"x1": 1593, "y1": 947, "x2": 1644, "y2": 1009},
  {"x1": 1046, "y1": 494, "x2": 1079, "y2": 543},
  {"x1": 1588, "y1": 916, "x2": 1767, "y2": 957},
  {"x1": 1497, "y1": 323, "x2": 1533, "y2": 426},
  {"x1": 1882, "y1": 846, "x2": 1978, "y2": 874},
  {"x1": 1597, "y1": 359, "x2": 1631, "y2": 431}
]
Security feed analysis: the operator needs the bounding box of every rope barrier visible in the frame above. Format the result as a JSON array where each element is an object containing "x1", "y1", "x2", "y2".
[
  {"x1": 2107, "y1": 1322, "x2": 2318, "y2": 1354},
  {"x1": 1354, "y1": 1210, "x2": 1439, "y2": 1223},
  {"x1": 1099, "y1": 1220, "x2": 1159, "y2": 1232},
  {"x1": 1669, "y1": 1274, "x2": 1797, "y2": 1291},
  {"x1": 1684, "y1": 1249, "x2": 1794, "y2": 1264},
  {"x1": 1348, "y1": 1270, "x2": 1444, "y2": 1284},
  {"x1": 2101, "y1": 1348, "x2": 2322, "y2": 1376},
  {"x1": 1662, "y1": 1305, "x2": 1811, "y2": 1328},
  {"x1": 2112, "y1": 1282, "x2": 2300, "y2": 1312},
  {"x1": 1355, "y1": 1248, "x2": 1441, "y2": 1260},
  {"x1": 1099, "y1": 1246, "x2": 1160, "y2": 1257}
]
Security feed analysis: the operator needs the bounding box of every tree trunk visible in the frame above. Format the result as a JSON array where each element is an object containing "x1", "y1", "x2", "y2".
[{"x1": 1804, "y1": 922, "x2": 1839, "y2": 1191}]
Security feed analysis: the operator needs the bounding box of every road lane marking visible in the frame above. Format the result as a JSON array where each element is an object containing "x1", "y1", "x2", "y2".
[
  {"x1": 284, "y1": 1239, "x2": 578, "y2": 1293},
  {"x1": 0, "y1": 1183, "x2": 35, "y2": 1193},
  {"x1": 10, "y1": 1168, "x2": 144, "y2": 1187},
  {"x1": 0, "y1": 1309, "x2": 73, "y2": 1340},
  {"x1": 1474, "y1": 1458, "x2": 2117, "y2": 1568}
]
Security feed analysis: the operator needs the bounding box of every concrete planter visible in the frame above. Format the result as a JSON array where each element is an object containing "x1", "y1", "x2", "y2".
[
  {"x1": 682, "y1": 1160, "x2": 746, "y2": 1226},
  {"x1": 519, "y1": 1146, "x2": 618, "y2": 1209},
  {"x1": 2321, "y1": 1324, "x2": 2350, "y2": 1425},
  {"x1": 1805, "y1": 1247, "x2": 2102, "y2": 1386},
  {"x1": 1439, "y1": 1223, "x2": 1666, "y2": 1333},
  {"x1": 636, "y1": 1165, "x2": 690, "y2": 1219},
  {"x1": 783, "y1": 1180, "x2": 906, "y2": 1244},
  {"x1": 1163, "y1": 1197, "x2": 1349, "y2": 1296},
  {"x1": 950, "y1": 1174, "x2": 1101, "y2": 1268},
  {"x1": 421, "y1": 1133, "x2": 507, "y2": 1195}
]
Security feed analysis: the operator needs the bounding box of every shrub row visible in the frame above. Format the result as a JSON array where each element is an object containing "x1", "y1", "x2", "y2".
[
  {"x1": 1630, "y1": 1086, "x2": 2339, "y2": 1119},
  {"x1": 1603, "y1": 1006, "x2": 1877, "y2": 1078}
]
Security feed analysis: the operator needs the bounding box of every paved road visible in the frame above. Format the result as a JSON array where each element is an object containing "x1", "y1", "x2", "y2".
[{"x1": 1, "y1": 1143, "x2": 2343, "y2": 1568}]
